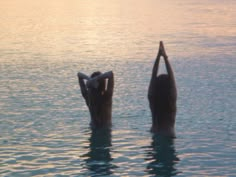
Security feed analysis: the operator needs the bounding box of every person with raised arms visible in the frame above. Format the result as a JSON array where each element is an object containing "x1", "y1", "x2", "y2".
[
  {"x1": 78, "y1": 71, "x2": 114, "y2": 128},
  {"x1": 148, "y1": 41, "x2": 177, "y2": 137}
]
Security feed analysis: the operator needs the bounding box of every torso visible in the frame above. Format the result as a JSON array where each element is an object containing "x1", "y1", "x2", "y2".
[
  {"x1": 148, "y1": 74, "x2": 177, "y2": 136},
  {"x1": 88, "y1": 92, "x2": 112, "y2": 128}
]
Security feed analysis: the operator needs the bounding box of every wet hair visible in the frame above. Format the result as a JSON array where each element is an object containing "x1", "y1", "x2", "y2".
[
  {"x1": 90, "y1": 71, "x2": 106, "y2": 94},
  {"x1": 155, "y1": 74, "x2": 171, "y2": 93},
  {"x1": 91, "y1": 71, "x2": 102, "y2": 78}
]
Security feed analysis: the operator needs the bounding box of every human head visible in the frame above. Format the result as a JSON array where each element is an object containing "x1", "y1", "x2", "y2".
[{"x1": 90, "y1": 71, "x2": 106, "y2": 93}]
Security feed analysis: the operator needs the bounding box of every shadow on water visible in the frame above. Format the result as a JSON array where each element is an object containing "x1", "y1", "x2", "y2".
[
  {"x1": 82, "y1": 128, "x2": 116, "y2": 176},
  {"x1": 144, "y1": 135, "x2": 180, "y2": 176}
]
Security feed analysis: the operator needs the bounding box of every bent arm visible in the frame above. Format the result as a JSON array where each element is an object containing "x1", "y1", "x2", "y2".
[
  {"x1": 105, "y1": 71, "x2": 114, "y2": 96},
  {"x1": 93, "y1": 71, "x2": 113, "y2": 81},
  {"x1": 87, "y1": 71, "x2": 113, "y2": 89},
  {"x1": 78, "y1": 72, "x2": 90, "y2": 80},
  {"x1": 77, "y1": 72, "x2": 89, "y2": 102}
]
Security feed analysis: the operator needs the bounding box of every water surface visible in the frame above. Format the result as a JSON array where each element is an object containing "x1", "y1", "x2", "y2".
[{"x1": 0, "y1": 0, "x2": 236, "y2": 176}]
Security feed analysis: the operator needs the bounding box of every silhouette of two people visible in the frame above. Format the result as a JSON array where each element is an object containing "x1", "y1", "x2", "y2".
[
  {"x1": 77, "y1": 41, "x2": 177, "y2": 137},
  {"x1": 77, "y1": 44, "x2": 178, "y2": 176}
]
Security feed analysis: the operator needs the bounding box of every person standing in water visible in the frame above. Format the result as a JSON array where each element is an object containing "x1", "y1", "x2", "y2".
[
  {"x1": 78, "y1": 71, "x2": 114, "y2": 128},
  {"x1": 148, "y1": 41, "x2": 177, "y2": 137}
]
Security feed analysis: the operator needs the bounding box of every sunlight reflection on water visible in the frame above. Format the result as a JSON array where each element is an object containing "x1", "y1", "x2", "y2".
[{"x1": 0, "y1": 0, "x2": 236, "y2": 176}]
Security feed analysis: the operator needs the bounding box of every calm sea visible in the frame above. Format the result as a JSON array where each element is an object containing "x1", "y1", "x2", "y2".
[{"x1": 0, "y1": 0, "x2": 236, "y2": 176}]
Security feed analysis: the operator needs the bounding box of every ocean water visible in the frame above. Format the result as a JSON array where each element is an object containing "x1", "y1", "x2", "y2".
[{"x1": 0, "y1": 0, "x2": 236, "y2": 176}]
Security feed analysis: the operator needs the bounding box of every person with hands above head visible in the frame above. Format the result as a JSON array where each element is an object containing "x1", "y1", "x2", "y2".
[
  {"x1": 148, "y1": 41, "x2": 177, "y2": 137},
  {"x1": 77, "y1": 71, "x2": 114, "y2": 129}
]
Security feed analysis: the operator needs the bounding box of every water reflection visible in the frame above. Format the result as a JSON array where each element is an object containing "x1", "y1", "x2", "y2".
[
  {"x1": 145, "y1": 135, "x2": 180, "y2": 176},
  {"x1": 82, "y1": 128, "x2": 115, "y2": 176}
]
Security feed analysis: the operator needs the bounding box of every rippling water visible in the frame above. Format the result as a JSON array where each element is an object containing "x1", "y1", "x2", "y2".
[{"x1": 0, "y1": 0, "x2": 236, "y2": 176}]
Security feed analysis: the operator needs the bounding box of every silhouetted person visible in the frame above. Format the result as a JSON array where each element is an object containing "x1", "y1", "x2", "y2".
[
  {"x1": 148, "y1": 41, "x2": 177, "y2": 137},
  {"x1": 78, "y1": 71, "x2": 114, "y2": 128},
  {"x1": 145, "y1": 135, "x2": 180, "y2": 176}
]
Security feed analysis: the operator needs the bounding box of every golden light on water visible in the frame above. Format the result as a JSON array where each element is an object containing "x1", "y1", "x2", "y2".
[
  {"x1": 0, "y1": 0, "x2": 235, "y2": 59},
  {"x1": 1, "y1": 1, "x2": 236, "y2": 176}
]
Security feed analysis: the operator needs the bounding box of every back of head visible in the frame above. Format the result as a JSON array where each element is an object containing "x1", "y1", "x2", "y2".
[
  {"x1": 155, "y1": 74, "x2": 172, "y2": 107},
  {"x1": 90, "y1": 71, "x2": 106, "y2": 94},
  {"x1": 156, "y1": 74, "x2": 171, "y2": 94},
  {"x1": 91, "y1": 71, "x2": 102, "y2": 78}
]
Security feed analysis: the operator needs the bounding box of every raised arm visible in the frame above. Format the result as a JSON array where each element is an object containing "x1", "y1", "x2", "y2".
[
  {"x1": 151, "y1": 44, "x2": 162, "y2": 79},
  {"x1": 77, "y1": 72, "x2": 90, "y2": 103},
  {"x1": 163, "y1": 55, "x2": 176, "y2": 89},
  {"x1": 148, "y1": 42, "x2": 165, "y2": 95},
  {"x1": 153, "y1": 41, "x2": 176, "y2": 86},
  {"x1": 78, "y1": 72, "x2": 90, "y2": 80},
  {"x1": 160, "y1": 42, "x2": 176, "y2": 89}
]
